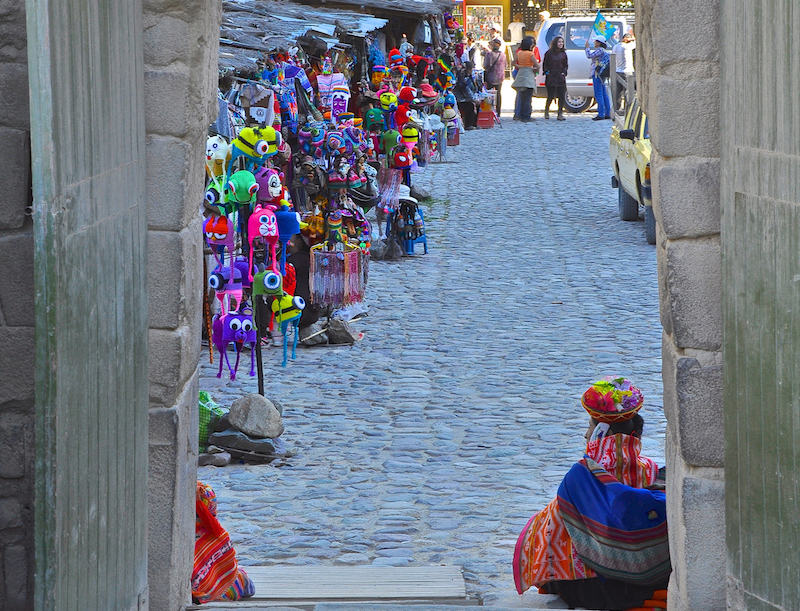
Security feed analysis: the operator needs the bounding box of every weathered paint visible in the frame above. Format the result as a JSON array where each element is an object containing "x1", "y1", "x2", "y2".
[
  {"x1": 722, "y1": 0, "x2": 800, "y2": 609},
  {"x1": 26, "y1": 0, "x2": 149, "y2": 609}
]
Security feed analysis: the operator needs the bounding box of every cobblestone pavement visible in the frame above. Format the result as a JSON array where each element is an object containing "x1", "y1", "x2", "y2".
[{"x1": 198, "y1": 98, "x2": 664, "y2": 606}]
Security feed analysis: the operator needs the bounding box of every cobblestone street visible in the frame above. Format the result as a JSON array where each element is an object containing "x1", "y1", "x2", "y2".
[{"x1": 199, "y1": 102, "x2": 664, "y2": 606}]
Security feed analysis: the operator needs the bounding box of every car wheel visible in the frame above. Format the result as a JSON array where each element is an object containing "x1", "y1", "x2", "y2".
[
  {"x1": 618, "y1": 187, "x2": 639, "y2": 221},
  {"x1": 644, "y1": 205, "x2": 656, "y2": 244},
  {"x1": 564, "y1": 94, "x2": 594, "y2": 113}
]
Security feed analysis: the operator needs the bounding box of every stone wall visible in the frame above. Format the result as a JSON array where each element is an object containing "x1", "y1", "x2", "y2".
[
  {"x1": 142, "y1": 0, "x2": 220, "y2": 608},
  {"x1": 636, "y1": 1, "x2": 726, "y2": 609},
  {"x1": 0, "y1": 0, "x2": 34, "y2": 608}
]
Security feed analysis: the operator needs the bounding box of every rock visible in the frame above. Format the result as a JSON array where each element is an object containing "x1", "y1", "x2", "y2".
[
  {"x1": 271, "y1": 398, "x2": 284, "y2": 416},
  {"x1": 208, "y1": 428, "x2": 277, "y2": 455},
  {"x1": 410, "y1": 185, "x2": 431, "y2": 200},
  {"x1": 300, "y1": 321, "x2": 328, "y2": 346},
  {"x1": 369, "y1": 239, "x2": 388, "y2": 260},
  {"x1": 198, "y1": 451, "x2": 231, "y2": 467},
  {"x1": 213, "y1": 413, "x2": 231, "y2": 433},
  {"x1": 228, "y1": 393, "x2": 283, "y2": 438},
  {"x1": 327, "y1": 318, "x2": 360, "y2": 345}
]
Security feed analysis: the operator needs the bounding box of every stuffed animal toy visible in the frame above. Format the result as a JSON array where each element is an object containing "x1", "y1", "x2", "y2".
[
  {"x1": 443, "y1": 91, "x2": 457, "y2": 109},
  {"x1": 394, "y1": 104, "x2": 411, "y2": 129},
  {"x1": 207, "y1": 263, "x2": 243, "y2": 315},
  {"x1": 229, "y1": 126, "x2": 282, "y2": 172},
  {"x1": 225, "y1": 170, "x2": 259, "y2": 210},
  {"x1": 371, "y1": 65, "x2": 388, "y2": 88},
  {"x1": 391, "y1": 146, "x2": 413, "y2": 170},
  {"x1": 326, "y1": 131, "x2": 346, "y2": 157},
  {"x1": 298, "y1": 125, "x2": 313, "y2": 155},
  {"x1": 275, "y1": 207, "x2": 302, "y2": 273},
  {"x1": 380, "y1": 91, "x2": 398, "y2": 113},
  {"x1": 254, "y1": 166, "x2": 290, "y2": 209},
  {"x1": 388, "y1": 48, "x2": 404, "y2": 70},
  {"x1": 203, "y1": 183, "x2": 225, "y2": 217},
  {"x1": 247, "y1": 204, "x2": 279, "y2": 279},
  {"x1": 364, "y1": 108, "x2": 385, "y2": 133},
  {"x1": 380, "y1": 129, "x2": 401, "y2": 156},
  {"x1": 212, "y1": 311, "x2": 257, "y2": 380},
  {"x1": 271, "y1": 294, "x2": 305, "y2": 366},
  {"x1": 206, "y1": 135, "x2": 231, "y2": 179},
  {"x1": 310, "y1": 124, "x2": 326, "y2": 159},
  {"x1": 204, "y1": 215, "x2": 235, "y2": 267},
  {"x1": 401, "y1": 125, "x2": 419, "y2": 151},
  {"x1": 398, "y1": 86, "x2": 416, "y2": 105}
]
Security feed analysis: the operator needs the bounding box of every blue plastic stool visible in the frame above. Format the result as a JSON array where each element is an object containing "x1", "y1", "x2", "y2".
[{"x1": 405, "y1": 207, "x2": 428, "y2": 255}]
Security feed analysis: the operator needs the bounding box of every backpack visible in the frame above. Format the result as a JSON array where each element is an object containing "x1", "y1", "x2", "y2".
[{"x1": 596, "y1": 51, "x2": 610, "y2": 79}]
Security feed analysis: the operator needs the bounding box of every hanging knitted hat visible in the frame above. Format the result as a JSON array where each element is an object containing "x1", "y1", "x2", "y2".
[{"x1": 581, "y1": 377, "x2": 644, "y2": 423}]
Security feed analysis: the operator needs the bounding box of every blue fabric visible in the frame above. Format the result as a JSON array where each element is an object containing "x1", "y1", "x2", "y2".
[
  {"x1": 556, "y1": 458, "x2": 671, "y2": 585},
  {"x1": 516, "y1": 88, "x2": 533, "y2": 120},
  {"x1": 592, "y1": 74, "x2": 611, "y2": 118}
]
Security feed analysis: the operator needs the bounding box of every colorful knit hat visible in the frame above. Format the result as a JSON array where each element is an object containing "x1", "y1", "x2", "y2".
[{"x1": 581, "y1": 376, "x2": 644, "y2": 423}]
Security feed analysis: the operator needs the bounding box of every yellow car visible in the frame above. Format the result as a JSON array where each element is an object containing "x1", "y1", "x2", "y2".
[{"x1": 609, "y1": 98, "x2": 654, "y2": 244}]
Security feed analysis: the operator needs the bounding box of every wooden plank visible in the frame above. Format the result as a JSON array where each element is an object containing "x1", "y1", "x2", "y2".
[
  {"x1": 188, "y1": 566, "x2": 472, "y2": 609},
  {"x1": 243, "y1": 566, "x2": 465, "y2": 600}
]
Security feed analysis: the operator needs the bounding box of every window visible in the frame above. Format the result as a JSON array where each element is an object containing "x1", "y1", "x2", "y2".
[
  {"x1": 564, "y1": 20, "x2": 624, "y2": 50},
  {"x1": 625, "y1": 99, "x2": 639, "y2": 130},
  {"x1": 642, "y1": 116, "x2": 649, "y2": 139},
  {"x1": 544, "y1": 23, "x2": 565, "y2": 47}
]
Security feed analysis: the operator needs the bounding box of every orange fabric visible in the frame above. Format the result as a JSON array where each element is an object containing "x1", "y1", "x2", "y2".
[
  {"x1": 516, "y1": 49, "x2": 537, "y2": 67},
  {"x1": 514, "y1": 434, "x2": 659, "y2": 594},
  {"x1": 192, "y1": 482, "x2": 239, "y2": 603}
]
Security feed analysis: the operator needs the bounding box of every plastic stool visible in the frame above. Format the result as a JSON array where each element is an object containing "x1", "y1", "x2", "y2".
[{"x1": 405, "y1": 207, "x2": 428, "y2": 255}]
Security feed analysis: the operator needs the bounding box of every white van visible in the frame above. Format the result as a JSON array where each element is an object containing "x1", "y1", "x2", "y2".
[{"x1": 533, "y1": 10, "x2": 634, "y2": 112}]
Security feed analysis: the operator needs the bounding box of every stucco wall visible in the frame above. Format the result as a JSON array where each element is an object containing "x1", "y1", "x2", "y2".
[
  {"x1": 142, "y1": 0, "x2": 220, "y2": 608},
  {"x1": 0, "y1": 0, "x2": 35, "y2": 608},
  {"x1": 636, "y1": 1, "x2": 726, "y2": 610}
]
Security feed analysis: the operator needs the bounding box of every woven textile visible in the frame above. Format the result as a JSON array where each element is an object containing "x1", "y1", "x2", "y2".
[
  {"x1": 193, "y1": 482, "x2": 255, "y2": 604},
  {"x1": 513, "y1": 434, "x2": 661, "y2": 594},
  {"x1": 558, "y1": 457, "x2": 670, "y2": 585}
]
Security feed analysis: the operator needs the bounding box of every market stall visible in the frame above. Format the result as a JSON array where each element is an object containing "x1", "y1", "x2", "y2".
[{"x1": 203, "y1": 0, "x2": 474, "y2": 389}]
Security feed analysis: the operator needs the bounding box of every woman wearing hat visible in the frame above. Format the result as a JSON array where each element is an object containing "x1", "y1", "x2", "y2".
[
  {"x1": 585, "y1": 36, "x2": 612, "y2": 120},
  {"x1": 513, "y1": 377, "x2": 671, "y2": 610}
]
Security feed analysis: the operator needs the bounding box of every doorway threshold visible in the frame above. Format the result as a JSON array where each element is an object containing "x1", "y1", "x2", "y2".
[{"x1": 189, "y1": 565, "x2": 479, "y2": 609}]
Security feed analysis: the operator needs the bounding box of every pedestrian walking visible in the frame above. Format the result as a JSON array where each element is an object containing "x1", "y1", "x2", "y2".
[
  {"x1": 585, "y1": 35, "x2": 611, "y2": 120},
  {"x1": 454, "y1": 61, "x2": 479, "y2": 129},
  {"x1": 611, "y1": 32, "x2": 636, "y2": 111},
  {"x1": 541, "y1": 36, "x2": 568, "y2": 120},
  {"x1": 482, "y1": 38, "x2": 506, "y2": 116},
  {"x1": 511, "y1": 36, "x2": 540, "y2": 122}
]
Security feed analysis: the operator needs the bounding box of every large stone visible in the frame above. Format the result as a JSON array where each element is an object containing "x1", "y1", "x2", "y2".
[
  {"x1": 659, "y1": 236, "x2": 722, "y2": 351},
  {"x1": 0, "y1": 498, "x2": 22, "y2": 530},
  {"x1": 650, "y1": 0, "x2": 719, "y2": 67},
  {"x1": 228, "y1": 394, "x2": 283, "y2": 438},
  {"x1": 143, "y1": 15, "x2": 190, "y2": 66},
  {"x1": 143, "y1": 70, "x2": 191, "y2": 137},
  {"x1": 649, "y1": 74, "x2": 720, "y2": 159},
  {"x1": 148, "y1": 326, "x2": 199, "y2": 408},
  {"x1": 4, "y1": 544, "x2": 27, "y2": 608},
  {"x1": 208, "y1": 428, "x2": 277, "y2": 455},
  {"x1": 666, "y1": 432, "x2": 726, "y2": 611},
  {"x1": 0, "y1": 329, "x2": 34, "y2": 408},
  {"x1": 0, "y1": 63, "x2": 29, "y2": 128},
  {"x1": 328, "y1": 318, "x2": 360, "y2": 345},
  {"x1": 652, "y1": 155, "x2": 720, "y2": 240},
  {"x1": 662, "y1": 339, "x2": 724, "y2": 467},
  {"x1": 198, "y1": 451, "x2": 231, "y2": 467}
]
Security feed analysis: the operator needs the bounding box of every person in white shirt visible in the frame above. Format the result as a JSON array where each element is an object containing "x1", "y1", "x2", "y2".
[
  {"x1": 507, "y1": 13, "x2": 526, "y2": 61},
  {"x1": 611, "y1": 32, "x2": 636, "y2": 110}
]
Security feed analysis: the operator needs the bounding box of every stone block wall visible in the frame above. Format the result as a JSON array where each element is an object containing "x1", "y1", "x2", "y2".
[
  {"x1": 636, "y1": 1, "x2": 726, "y2": 609},
  {"x1": 0, "y1": 0, "x2": 34, "y2": 608},
  {"x1": 142, "y1": 0, "x2": 220, "y2": 608}
]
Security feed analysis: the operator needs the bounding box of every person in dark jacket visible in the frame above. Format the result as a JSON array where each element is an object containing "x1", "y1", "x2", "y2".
[{"x1": 542, "y1": 36, "x2": 568, "y2": 120}]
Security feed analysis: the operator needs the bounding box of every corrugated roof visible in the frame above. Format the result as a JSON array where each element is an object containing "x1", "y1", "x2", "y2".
[
  {"x1": 219, "y1": 0, "x2": 390, "y2": 73},
  {"x1": 296, "y1": 0, "x2": 452, "y2": 17}
]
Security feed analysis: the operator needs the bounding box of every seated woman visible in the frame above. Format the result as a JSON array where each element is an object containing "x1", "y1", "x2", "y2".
[{"x1": 513, "y1": 377, "x2": 670, "y2": 611}]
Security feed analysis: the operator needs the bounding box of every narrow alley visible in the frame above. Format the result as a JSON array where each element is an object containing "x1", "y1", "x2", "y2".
[{"x1": 198, "y1": 110, "x2": 664, "y2": 606}]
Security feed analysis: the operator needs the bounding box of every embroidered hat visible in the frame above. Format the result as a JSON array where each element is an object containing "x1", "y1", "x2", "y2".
[{"x1": 581, "y1": 376, "x2": 644, "y2": 423}]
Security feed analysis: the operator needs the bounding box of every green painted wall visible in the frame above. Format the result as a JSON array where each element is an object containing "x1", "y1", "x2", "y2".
[
  {"x1": 722, "y1": 0, "x2": 800, "y2": 609},
  {"x1": 26, "y1": 0, "x2": 149, "y2": 609}
]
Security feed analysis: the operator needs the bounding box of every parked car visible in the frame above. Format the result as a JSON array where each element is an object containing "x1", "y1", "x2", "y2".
[
  {"x1": 609, "y1": 97, "x2": 654, "y2": 243},
  {"x1": 533, "y1": 10, "x2": 634, "y2": 112}
]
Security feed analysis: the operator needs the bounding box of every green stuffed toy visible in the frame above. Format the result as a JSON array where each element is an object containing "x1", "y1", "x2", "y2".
[{"x1": 225, "y1": 170, "x2": 259, "y2": 210}]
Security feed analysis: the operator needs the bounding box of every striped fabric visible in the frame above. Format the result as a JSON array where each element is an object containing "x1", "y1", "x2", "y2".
[
  {"x1": 557, "y1": 456, "x2": 671, "y2": 585},
  {"x1": 192, "y1": 482, "x2": 255, "y2": 604},
  {"x1": 513, "y1": 434, "x2": 662, "y2": 595}
]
